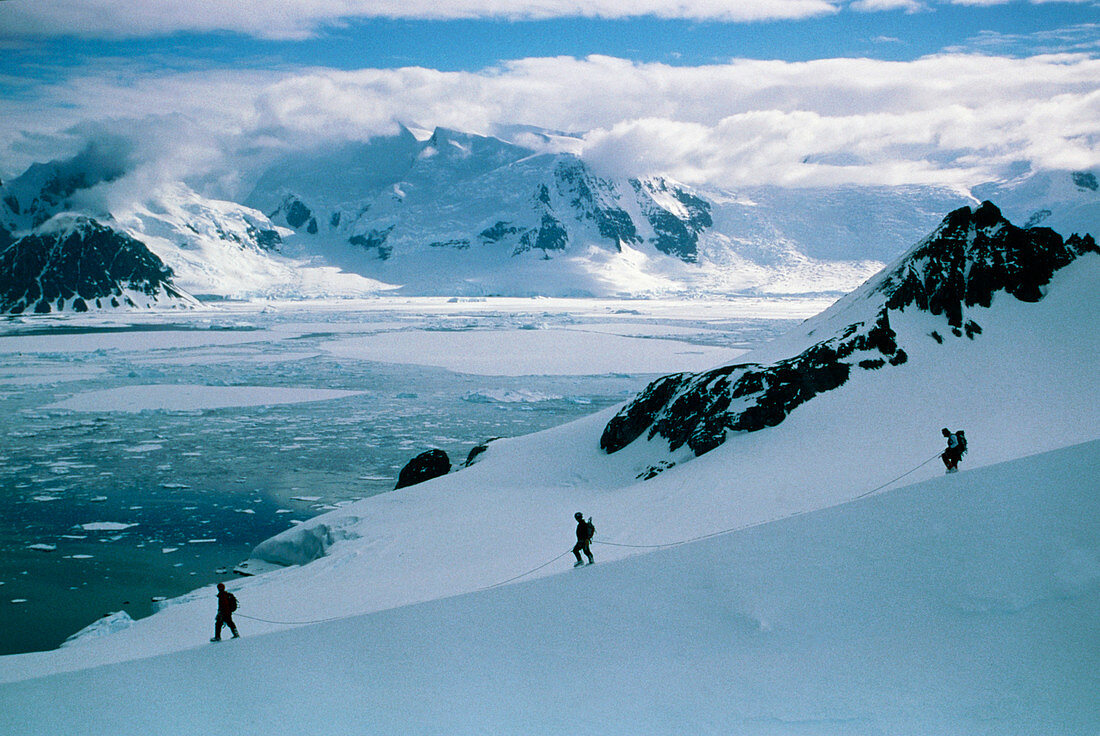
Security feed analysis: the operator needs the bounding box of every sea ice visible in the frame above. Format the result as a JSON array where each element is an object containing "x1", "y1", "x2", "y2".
[
  {"x1": 42, "y1": 385, "x2": 366, "y2": 413},
  {"x1": 462, "y1": 389, "x2": 561, "y2": 403},
  {"x1": 323, "y1": 329, "x2": 745, "y2": 376}
]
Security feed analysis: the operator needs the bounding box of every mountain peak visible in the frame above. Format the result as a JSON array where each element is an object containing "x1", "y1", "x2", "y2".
[{"x1": 879, "y1": 200, "x2": 1097, "y2": 327}]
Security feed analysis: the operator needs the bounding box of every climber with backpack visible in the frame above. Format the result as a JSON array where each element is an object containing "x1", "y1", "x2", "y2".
[
  {"x1": 211, "y1": 582, "x2": 240, "y2": 642},
  {"x1": 572, "y1": 512, "x2": 595, "y2": 567},
  {"x1": 941, "y1": 427, "x2": 967, "y2": 473}
]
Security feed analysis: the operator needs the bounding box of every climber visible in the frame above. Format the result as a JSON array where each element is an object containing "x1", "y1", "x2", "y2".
[
  {"x1": 572, "y1": 512, "x2": 595, "y2": 567},
  {"x1": 211, "y1": 582, "x2": 240, "y2": 642},
  {"x1": 941, "y1": 427, "x2": 967, "y2": 473}
]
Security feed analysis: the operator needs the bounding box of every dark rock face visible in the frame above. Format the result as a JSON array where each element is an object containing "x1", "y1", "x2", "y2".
[
  {"x1": 529, "y1": 214, "x2": 569, "y2": 254},
  {"x1": 270, "y1": 195, "x2": 318, "y2": 234},
  {"x1": 0, "y1": 217, "x2": 187, "y2": 314},
  {"x1": 248, "y1": 225, "x2": 282, "y2": 251},
  {"x1": 632, "y1": 179, "x2": 713, "y2": 263},
  {"x1": 349, "y1": 227, "x2": 394, "y2": 260},
  {"x1": 602, "y1": 337, "x2": 859, "y2": 457},
  {"x1": 284, "y1": 199, "x2": 314, "y2": 230},
  {"x1": 555, "y1": 159, "x2": 640, "y2": 249},
  {"x1": 464, "y1": 438, "x2": 500, "y2": 467},
  {"x1": 601, "y1": 201, "x2": 1097, "y2": 461},
  {"x1": 1072, "y1": 171, "x2": 1098, "y2": 191},
  {"x1": 395, "y1": 449, "x2": 451, "y2": 489},
  {"x1": 480, "y1": 221, "x2": 520, "y2": 243},
  {"x1": 881, "y1": 201, "x2": 1098, "y2": 325}
]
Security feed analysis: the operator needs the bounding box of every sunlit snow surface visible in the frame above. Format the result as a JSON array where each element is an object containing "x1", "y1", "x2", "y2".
[{"x1": 0, "y1": 296, "x2": 821, "y2": 654}]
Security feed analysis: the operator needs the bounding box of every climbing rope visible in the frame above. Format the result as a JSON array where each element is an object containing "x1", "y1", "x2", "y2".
[
  {"x1": 850, "y1": 451, "x2": 942, "y2": 500},
  {"x1": 482, "y1": 551, "x2": 573, "y2": 590},
  {"x1": 595, "y1": 450, "x2": 946, "y2": 551},
  {"x1": 233, "y1": 451, "x2": 947, "y2": 619},
  {"x1": 232, "y1": 552, "x2": 575, "y2": 626},
  {"x1": 234, "y1": 612, "x2": 346, "y2": 626}
]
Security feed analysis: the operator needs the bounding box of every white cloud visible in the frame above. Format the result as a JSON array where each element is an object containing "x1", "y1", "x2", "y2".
[
  {"x1": 850, "y1": 0, "x2": 926, "y2": 12},
  {"x1": 4, "y1": 53, "x2": 1099, "y2": 190},
  {"x1": 1, "y1": 0, "x2": 840, "y2": 39},
  {"x1": 3, "y1": 0, "x2": 1094, "y2": 40},
  {"x1": 947, "y1": 23, "x2": 1100, "y2": 55}
]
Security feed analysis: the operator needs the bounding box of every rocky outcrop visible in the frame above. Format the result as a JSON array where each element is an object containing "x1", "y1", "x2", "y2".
[
  {"x1": 464, "y1": 438, "x2": 500, "y2": 467},
  {"x1": 269, "y1": 194, "x2": 318, "y2": 234},
  {"x1": 0, "y1": 216, "x2": 192, "y2": 313},
  {"x1": 632, "y1": 178, "x2": 713, "y2": 262},
  {"x1": 349, "y1": 226, "x2": 395, "y2": 260},
  {"x1": 395, "y1": 449, "x2": 451, "y2": 489},
  {"x1": 881, "y1": 201, "x2": 1098, "y2": 326},
  {"x1": 601, "y1": 202, "x2": 1097, "y2": 461}
]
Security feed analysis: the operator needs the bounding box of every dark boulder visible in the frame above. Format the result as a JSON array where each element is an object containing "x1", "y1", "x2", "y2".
[
  {"x1": 395, "y1": 449, "x2": 451, "y2": 489},
  {"x1": 464, "y1": 438, "x2": 500, "y2": 467}
]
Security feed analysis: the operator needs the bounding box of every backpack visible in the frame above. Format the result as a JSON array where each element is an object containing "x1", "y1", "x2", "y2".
[
  {"x1": 586, "y1": 519, "x2": 596, "y2": 539},
  {"x1": 227, "y1": 593, "x2": 238, "y2": 612},
  {"x1": 956, "y1": 431, "x2": 967, "y2": 455}
]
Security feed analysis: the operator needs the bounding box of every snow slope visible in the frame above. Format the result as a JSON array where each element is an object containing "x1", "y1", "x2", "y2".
[
  {"x1": 110, "y1": 182, "x2": 395, "y2": 299},
  {"x1": 1, "y1": 440, "x2": 1097, "y2": 735}
]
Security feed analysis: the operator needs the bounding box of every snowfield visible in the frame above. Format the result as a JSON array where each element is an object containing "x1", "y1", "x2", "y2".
[
  {"x1": 1, "y1": 441, "x2": 1096, "y2": 735},
  {"x1": 0, "y1": 242, "x2": 1096, "y2": 734}
]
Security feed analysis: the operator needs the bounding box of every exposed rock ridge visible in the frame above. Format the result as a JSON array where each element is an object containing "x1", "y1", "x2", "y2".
[
  {"x1": 0, "y1": 216, "x2": 192, "y2": 313},
  {"x1": 601, "y1": 201, "x2": 1097, "y2": 461},
  {"x1": 880, "y1": 200, "x2": 1097, "y2": 326}
]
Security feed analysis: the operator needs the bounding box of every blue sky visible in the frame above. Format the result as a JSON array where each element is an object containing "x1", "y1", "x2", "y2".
[
  {"x1": 4, "y1": 3, "x2": 1098, "y2": 74},
  {"x1": 0, "y1": 1, "x2": 1097, "y2": 189}
]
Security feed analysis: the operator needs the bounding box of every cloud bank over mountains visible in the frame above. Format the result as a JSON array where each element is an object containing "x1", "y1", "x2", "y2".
[{"x1": 4, "y1": 52, "x2": 1097, "y2": 197}]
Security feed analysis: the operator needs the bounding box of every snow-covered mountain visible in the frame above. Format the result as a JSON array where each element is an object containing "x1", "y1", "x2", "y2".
[
  {"x1": 3, "y1": 128, "x2": 1098, "y2": 307},
  {"x1": 0, "y1": 149, "x2": 393, "y2": 308},
  {"x1": 0, "y1": 215, "x2": 198, "y2": 313},
  {"x1": 249, "y1": 127, "x2": 955, "y2": 296},
  {"x1": 974, "y1": 167, "x2": 1100, "y2": 238}
]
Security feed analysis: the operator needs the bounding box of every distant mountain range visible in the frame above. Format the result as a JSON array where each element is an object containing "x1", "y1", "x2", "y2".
[{"x1": 1, "y1": 125, "x2": 1097, "y2": 311}]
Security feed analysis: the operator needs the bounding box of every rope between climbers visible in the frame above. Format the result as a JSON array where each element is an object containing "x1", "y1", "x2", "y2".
[
  {"x1": 483, "y1": 551, "x2": 572, "y2": 590},
  {"x1": 235, "y1": 612, "x2": 346, "y2": 626},
  {"x1": 595, "y1": 451, "x2": 945, "y2": 552},
  {"x1": 234, "y1": 452, "x2": 947, "y2": 618}
]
